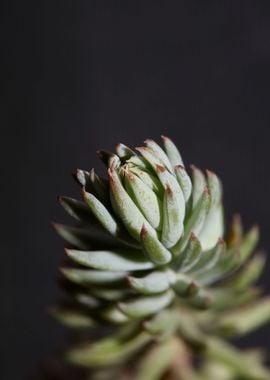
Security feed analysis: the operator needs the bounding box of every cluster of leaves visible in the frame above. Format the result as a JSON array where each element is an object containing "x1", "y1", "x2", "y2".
[{"x1": 52, "y1": 137, "x2": 270, "y2": 380}]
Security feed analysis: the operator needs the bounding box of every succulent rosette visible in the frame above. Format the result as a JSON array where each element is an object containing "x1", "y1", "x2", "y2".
[{"x1": 52, "y1": 137, "x2": 270, "y2": 380}]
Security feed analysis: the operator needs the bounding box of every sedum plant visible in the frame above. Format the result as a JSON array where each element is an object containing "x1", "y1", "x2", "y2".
[{"x1": 52, "y1": 136, "x2": 270, "y2": 380}]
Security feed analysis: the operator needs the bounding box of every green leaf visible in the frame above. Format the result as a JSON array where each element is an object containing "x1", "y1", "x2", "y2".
[
  {"x1": 89, "y1": 168, "x2": 109, "y2": 205},
  {"x1": 205, "y1": 338, "x2": 270, "y2": 379},
  {"x1": 143, "y1": 309, "x2": 179, "y2": 336},
  {"x1": 227, "y1": 214, "x2": 243, "y2": 247},
  {"x1": 209, "y1": 287, "x2": 260, "y2": 311},
  {"x1": 189, "y1": 239, "x2": 225, "y2": 276},
  {"x1": 161, "y1": 135, "x2": 184, "y2": 167},
  {"x1": 49, "y1": 307, "x2": 95, "y2": 329},
  {"x1": 127, "y1": 269, "x2": 175, "y2": 295},
  {"x1": 96, "y1": 149, "x2": 113, "y2": 166},
  {"x1": 173, "y1": 273, "x2": 199, "y2": 297},
  {"x1": 100, "y1": 305, "x2": 130, "y2": 324},
  {"x1": 144, "y1": 138, "x2": 173, "y2": 172},
  {"x1": 136, "y1": 338, "x2": 180, "y2": 380},
  {"x1": 191, "y1": 165, "x2": 206, "y2": 208},
  {"x1": 53, "y1": 223, "x2": 113, "y2": 249},
  {"x1": 83, "y1": 190, "x2": 119, "y2": 237},
  {"x1": 186, "y1": 289, "x2": 212, "y2": 310},
  {"x1": 66, "y1": 249, "x2": 154, "y2": 271},
  {"x1": 214, "y1": 298, "x2": 270, "y2": 337},
  {"x1": 174, "y1": 165, "x2": 192, "y2": 202},
  {"x1": 61, "y1": 268, "x2": 126, "y2": 286},
  {"x1": 140, "y1": 225, "x2": 172, "y2": 265},
  {"x1": 58, "y1": 196, "x2": 93, "y2": 222},
  {"x1": 199, "y1": 170, "x2": 224, "y2": 251},
  {"x1": 115, "y1": 143, "x2": 136, "y2": 159},
  {"x1": 72, "y1": 169, "x2": 91, "y2": 188},
  {"x1": 173, "y1": 188, "x2": 211, "y2": 253},
  {"x1": 126, "y1": 155, "x2": 150, "y2": 170},
  {"x1": 108, "y1": 168, "x2": 157, "y2": 241},
  {"x1": 161, "y1": 184, "x2": 184, "y2": 249},
  {"x1": 118, "y1": 290, "x2": 174, "y2": 319},
  {"x1": 174, "y1": 233, "x2": 202, "y2": 272},
  {"x1": 124, "y1": 169, "x2": 162, "y2": 230},
  {"x1": 91, "y1": 287, "x2": 128, "y2": 301},
  {"x1": 129, "y1": 166, "x2": 163, "y2": 197},
  {"x1": 237, "y1": 225, "x2": 259, "y2": 264},
  {"x1": 227, "y1": 253, "x2": 266, "y2": 290},
  {"x1": 66, "y1": 329, "x2": 151, "y2": 367},
  {"x1": 75, "y1": 293, "x2": 101, "y2": 308}
]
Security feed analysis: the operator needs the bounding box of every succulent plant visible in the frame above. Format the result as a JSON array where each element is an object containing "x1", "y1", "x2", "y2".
[{"x1": 52, "y1": 136, "x2": 270, "y2": 380}]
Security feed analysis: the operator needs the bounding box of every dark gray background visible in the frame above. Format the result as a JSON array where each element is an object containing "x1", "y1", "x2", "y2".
[{"x1": 2, "y1": 1, "x2": 270, "y2": 379}]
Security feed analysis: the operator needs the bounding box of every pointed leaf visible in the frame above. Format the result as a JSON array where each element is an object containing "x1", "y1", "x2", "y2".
[
  {"x1": 124, "y1": 169, "x2": 162, "y2": 230},
  {"x1": 83, "y1": 190, "x2": 119, "y2": 236},
  {"x1": 161, "y1": 135, "x2": 184, "y2": 166},
  {"x1": 89, "y1": 168, "x2": 109, "y2": 204},
  {"x1": 129, "y1": 166, "x2": 163, "y2": 197},
  {"x1": 58, "y1": 196, "x2": 93, "y2": 222},
  {"x1": 140, "y1": 225, "x2": 172, "y2": 265},
  {"x1": 49, "y1": 307, "x2": 95, "y2": 329},
  {"x1": 161, "y1": 184, "x2": 184, "y2": 248},
  {"x1": 174, "y1": 233, "x2": 202, "y2": 272},
  {"x1": 189, "y1": 239, "x2": 225, "y2": 276},
  {"x1": 173, "y1": 273, "x2": 199, "y2": 297},
  {"x1": 144, "y1": 139, "x2": 173, "y2": 172},
  {"x1": 115, "y1": 143, "x2": 136, "y2": 159},
  {"x1": 136, "y1": 338, "x2": 179, "y2": 380},
  {"x1": 61, "y1": 268, "x2": 126, "y2": 286},
  {"x1": 127, "y1": 269, "x2": 175, "y2": 295},
  {"x1": 174, "y1": 165, "x2": 192, "y2": 202},
  {"x1": 108, "y1": 168, "x2": 157, "y2": 241},
  {"x1": 214, "y1": 298, "x2": 270, "y2": 337},
  {"x1": 191, "y1": 165, "x2": 206, "y2": 208},
  {"x1": 199, "y1": 170, "x2": 224, "y2": 250},
  {"x1": 66, "y1": 330, "x2": 151, "y2": 367},
  {"x1": 173, "y1": 188, "x2": 211, "y2": 253},
  {"x1": 118, "y1": 290, "x2": 174, "y2": 318},
  {"x1": 66, "y1": 249, "x2": 154, "y2": 271}
]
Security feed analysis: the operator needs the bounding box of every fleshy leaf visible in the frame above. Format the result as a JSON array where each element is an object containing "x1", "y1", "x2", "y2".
[
  {"x1": 108, "y1": 168, "x2": 157, "y2": 241},
  {"x1": 66, "y1": 329, "x2": 151, "y2": 367},
  {"x1": 214, "y1": 298, "x2": 270, "y2": 337},
  {"x1": 161, "y1": 135, "x2": 184, "y2": 167},
  {"x1": 50, "y1": 307, "x2": 95, "y2": 329},
  {"x1": 136, "y1": 338, "x2": 180, "y2": 380},
  {"x1": 161, "y1": 184, "x2": 184, "y2": 249},
  {"x1": 83, "y1": 190, "x2": 119, "y2": 236},
  {"x1": 118, "y1": 290, "x2": 174, "y2": 319},
  {"x1": 127, "y1": 269, "x2": 175, "y2": 295},
  {"x1": 191, "y1": 165, "x2": 206, "y2": 208},
  {"x1": 124, "y1": 169, "x2": 162, "y2": 230},
  {"x1": 66, "y1": 249, "x2": 154, "y2": 271},
  {"x1": 144, "y1": 139, "x2": 173, "y2": 172},
  {"x1": 140, "y1": 225, "x2": 172, "y2": 265},
  {"x1": 174, "y1": 233, "x2": 202, "y2": 272},
  {"x1": 174, "y1": 165, "x2": 192, "y2": 203},
  {"x1": 61, "y1": 268, "x2": 126, "y2": 286}
]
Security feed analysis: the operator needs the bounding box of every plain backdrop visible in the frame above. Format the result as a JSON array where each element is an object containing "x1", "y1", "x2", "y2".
[{"x1": 2, "y1": 1, "x2": 270, "y2": 379}]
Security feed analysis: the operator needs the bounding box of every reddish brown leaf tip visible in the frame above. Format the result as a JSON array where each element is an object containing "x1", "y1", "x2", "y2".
[
  {"x1": 203, "y1": 186, "x2": 210, "y2": 195},
  {"x1": 165, "y1": 183, "x2": 173, "y2": 195},
  {"x1": 206, "y1": 169, "x2": 215, "y2": 177},
  {"x1": 156, "y1": 164, "x2": 166, "y2": 173},
  {"x1": 161, "y1": 135, "x2": 169, "y2": 141},
  {"x1": 174, "y1": 164, "x2": 184, "y2": 171},
  {"x1": 140, "y1": 224, "x2": 148, "y2": 237},
  {"x1": 218, "y1": 237, "x2": 225, "y2": 245},
  {"x1": 190, "y1": 232, "x2": 197, "y2": 241},
  {"x1": 187, "y1": 282, "x2": 198, "y2": 296}
]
